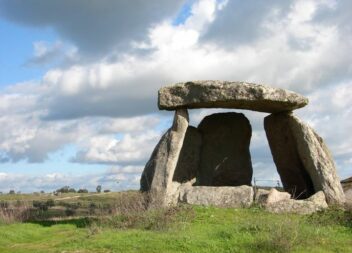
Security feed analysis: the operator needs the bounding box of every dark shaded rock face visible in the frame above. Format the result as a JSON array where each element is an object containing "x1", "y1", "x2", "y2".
[
  {"x1": 197, "y1": 112, "x2": 253, "y2": 186},
  {"x1": 264, "y1": 112, "x2": 315, "y2": 199},
  {"x1": 173, "y1": 126, "x2": 202, "y2": 183},
  {"x1": 265, "y1": 112, "x2": 345, "y2": 205}
]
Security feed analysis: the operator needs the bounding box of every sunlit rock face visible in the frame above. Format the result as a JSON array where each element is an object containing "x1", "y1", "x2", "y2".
[{"x1": 158, "y1": 80, "x2": 308, "y2": 113}]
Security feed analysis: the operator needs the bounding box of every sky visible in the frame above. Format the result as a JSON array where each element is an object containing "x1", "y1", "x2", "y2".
[{"x1": 0, "y1": 0, "x2": 351, "y2": 193}]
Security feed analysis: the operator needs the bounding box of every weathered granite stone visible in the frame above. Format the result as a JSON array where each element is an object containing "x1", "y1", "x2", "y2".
[
  {"x1": 289, "y1": 115, "x2": 345, "y2": 205},
  {"x1": 254, "y1": 188, "x2": 270, "y2": 204},
  {"x1": 345, "y1": 189, "x2": 352, "y2": 203},
  {"x1": 197, "y1": 112, "x2": 252, "y2": 186},
  {"x1": 341, "y1": 177, "x2": 352, "y2": 192},
  {"x1": 158, "y1": 81, "x2": 308, "y2": 113},
  {"x1": 179, "y1": 185, "x2": 253, "y2": 207},
  {"x1": 265, "y1": 191, "x2": 328, "y2": 214},
  {"x1": 140, "y1": 109, "x2": 189, "y2": 205},
  {"x1": 173, "y1": 126, "x2": 202, "y2": 184},
  {"x1": 265, "y1": 112, "x2": 345, "y2": 205},
  {"x1": 266, "y1": 188, "x2": 291, "y2": 204},
  {"x1": 264, "y1": 112, "x2": 315, "y2": 199}
]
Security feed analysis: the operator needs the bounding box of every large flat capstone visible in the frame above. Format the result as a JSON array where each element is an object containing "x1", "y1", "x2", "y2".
[{"x1": 158, "y1": 81, "x2": 308, "y2": 113}]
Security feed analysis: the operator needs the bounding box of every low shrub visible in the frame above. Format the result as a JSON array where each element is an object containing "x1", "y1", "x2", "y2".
[
  {"x1": 0, "y1": 202, "x2": 31, "y2": 224},
  {"x1": 32, "y1": 199, "x2": 55, "y2": 211},
  {"x1": 95, "y1": 205, "x2": 194, "y2": 231},
  {"x1": 65, "y1": 208, "x2": 76, "y2": 216},
  {"x1": 307, "y1": 206, "x2": 352, "y2": 228}
]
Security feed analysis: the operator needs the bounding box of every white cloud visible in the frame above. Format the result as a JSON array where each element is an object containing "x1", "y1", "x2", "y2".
[
  {"x1": 73, "y1": 131, "x2": 160, "y2": 164},
  {"x1": 25, "y1": 41, "x2": 78, "y2": 66},
  {"x1": 0, "y1": 0, "x2": 185, "y2": 58}
]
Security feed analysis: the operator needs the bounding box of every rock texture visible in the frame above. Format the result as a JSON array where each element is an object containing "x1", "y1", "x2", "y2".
[
  {"x1": 197, "y1": 112, "x2": 252, "y2": 186},
  {"x1": 264, "y1": 113, "x2": 315, "y2": 199},
  {"x1": 266, "y1": 188, "x2": 291, "y2": 204},
  {"x1": 179, "y1": 185, "x2": 253, "y2": 207},
  {"x1": 289, "y1": 115, "x2": 345, "y2": 205},
  {"x1": 254, "y1": 188, "x2": 270, "y2": 203},
  {"x1": 159, "y1": 81, "x2": 308, "y2": 113},
  {"x1": 341, "y1": 177, "x2": 352, "y2": 192},
  {"x1": 341, "y1": 177, "x2": 352, "y2": 206},
  {"x1": 265, "y1": 191, "x2": 328, "y2": 214},
  {"x1": 345, "y1": 189, "x2": 352, "y2": 203},
  {"x1": 265, "y1": 112, "x2": 345, "y2": 205},
  {"x1": 140, "y1": 109, "x2": 189, "y2": 205},
  {"x1": 173, "y1": 126, "x2": 202, "y2": 183}
]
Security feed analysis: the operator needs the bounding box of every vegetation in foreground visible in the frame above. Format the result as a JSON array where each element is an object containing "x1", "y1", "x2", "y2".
[{"x1": 0, "y1": 191, "x2": 351, "y2": 253}]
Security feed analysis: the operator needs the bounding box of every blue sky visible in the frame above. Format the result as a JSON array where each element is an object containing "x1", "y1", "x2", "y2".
[{"x1": 0, "y1": 0, "x2": 351, "y2": 193}]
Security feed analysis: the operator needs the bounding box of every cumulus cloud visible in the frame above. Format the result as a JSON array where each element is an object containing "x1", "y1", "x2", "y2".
[
  {"x1": 0, "y1": 83, "x2": 164, "y2": 163},
  {"x1": 25, "y1": 41, "x2": 78, "y2": 67},
  {"x1": 24, "y1": 0, "x2": 348, "y2": 120},
  {"x1": 0, "y1": 0, "x2": 185, "y2": 58},
  {"x1": 73, "y1": 130, "x2": 160, "y2": 165}
]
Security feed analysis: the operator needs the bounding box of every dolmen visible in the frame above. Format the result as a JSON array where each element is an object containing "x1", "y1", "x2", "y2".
[{"x1": 140, "y1": 81, "x2": 345, "y2": 213}]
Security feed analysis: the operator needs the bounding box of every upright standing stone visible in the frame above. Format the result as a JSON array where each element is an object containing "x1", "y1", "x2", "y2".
[
  {"x1": 289, "y1": 115, "x2": 345, "y2": 205},
  {"x1": 264, "y1": 112, "x2": 345, "y2": 205},
  {"x1": 140, "y1": 109, "x2": 189, "y2": 205},
  {"x1": 197, "y1": 112, "x2": 253, "y2": 186},
  {"x1": 264, "y1": 112, "x2": 315, "y2": 199}
]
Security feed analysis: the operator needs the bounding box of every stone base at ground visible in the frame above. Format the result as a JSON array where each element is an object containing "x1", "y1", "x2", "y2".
[
  {"x1": 345, "y1": 189, "x2": 352, "y2": 203},
  {"x1": 265, "y1": 191, "x2": 328, "y2": 214},
  {"x1": 179, "y1": 185, "x2": 253, "y2": 208}
]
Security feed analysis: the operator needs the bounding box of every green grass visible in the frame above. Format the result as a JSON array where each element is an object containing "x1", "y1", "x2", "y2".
[
  {"x1": 0, "y1": 206, "x2": 351, "y2": 253},
  {"x1": 0, "y1": 191, "x2": 121, "y2": 203}
]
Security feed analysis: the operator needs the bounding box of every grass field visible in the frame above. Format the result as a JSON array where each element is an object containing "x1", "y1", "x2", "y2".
[{"x1": 0, "y1": 192, "x2": 351, "y2": 253}]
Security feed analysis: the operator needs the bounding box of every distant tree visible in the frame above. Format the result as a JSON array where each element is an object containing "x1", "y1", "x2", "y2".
[
  {"x1": 103, "y1": 189, "x2": 111, "y2": 193},
  {"x1": 96, "y1": 185, "x2": 102, "y2": 193},
  {"x1": 57, "y1": 186, "x2": 70, "y2": 193},
  {"x1": 77, "y1": 189, "x2": 88, "y2": 193},
  {"x1": 56, "y1": 186, "x2": 76, "y2": 193},
  {"x1": 40, "y1": 190, "x2": 45, "y2": 194},
  {"x1": 33, "y1": 199, "x2": 55, "y2": 211},
  {"x1": 68, "y1": 188, "x2": 76, "y2": 193},
  {"x1": 9, "y1": 190, "x2": 15, "y2": 194}
]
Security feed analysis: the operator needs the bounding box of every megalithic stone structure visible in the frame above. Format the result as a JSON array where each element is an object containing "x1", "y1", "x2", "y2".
[
  {"x1": 141, "y1": 80, "x2": 345, "y2": 209},
  {"x1": 265, "y1": 112, "x2": 345, "y2": 204}
]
